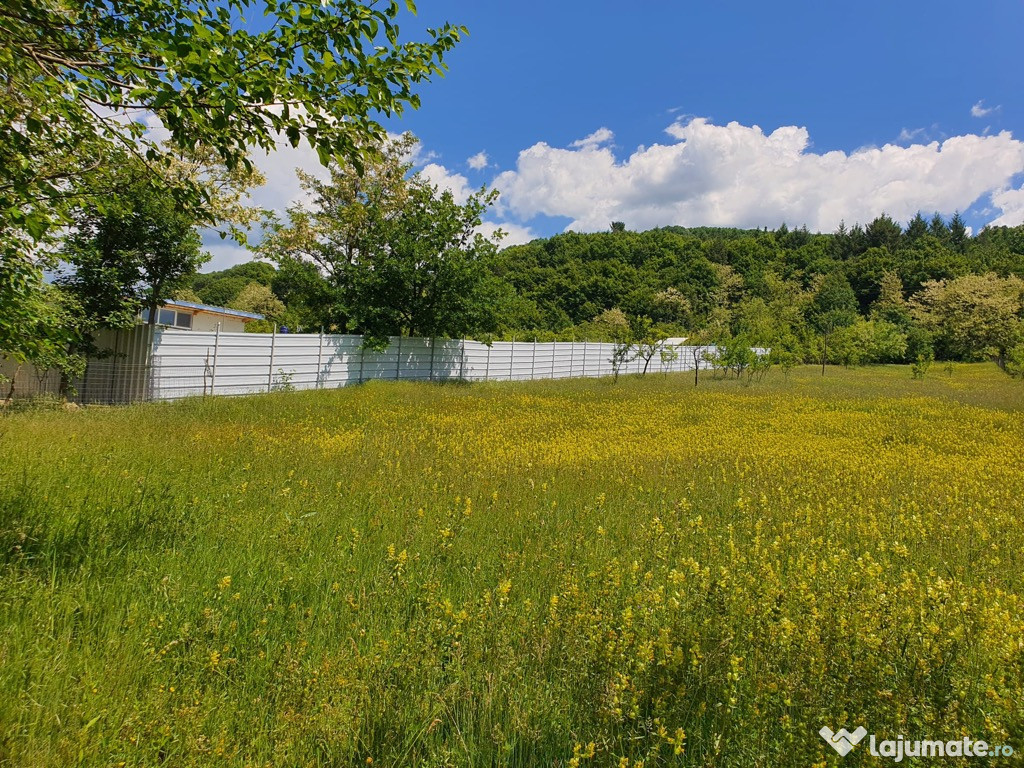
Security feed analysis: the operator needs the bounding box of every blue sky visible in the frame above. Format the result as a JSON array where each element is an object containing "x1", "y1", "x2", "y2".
[{"x1": 207, "y1": 0, "x2": 1024, "y2": 268}]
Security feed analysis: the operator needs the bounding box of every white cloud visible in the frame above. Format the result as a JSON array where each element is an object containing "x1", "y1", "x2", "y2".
[
  {"x1": 467, "y1": 151, "x2": 490, "y2": 170},
  {"x1": 493, "y1": 118, "x2": 1024, "y2": 233},
  {"x1": 570, "y1": 127, "x2": 615, "y2": 149},
  {"x1": 971, "y1": 100, "x2": 999, "y2": 118},
  {"x1": 988, "y1": 184, "x2": 1024, "y2": 227},
  {"x1": 897, "y1": 127, "x2": 926, "y2": 144},
  {"x1": 476, "y1": 220, "x2": 536, "y2": 246},
  {"x1": 419, "y1": 163, "x2": 473, "y2": 205}
]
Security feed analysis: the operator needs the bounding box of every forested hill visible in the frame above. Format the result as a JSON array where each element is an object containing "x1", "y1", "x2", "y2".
[{"x1": 491, "y1": 217, "x2": 1024, "y2": 333}]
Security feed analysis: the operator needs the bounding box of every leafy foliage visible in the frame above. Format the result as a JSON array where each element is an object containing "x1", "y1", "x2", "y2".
[{"x1": 261, "y1": 134, "x2": 504, "y2": 346}]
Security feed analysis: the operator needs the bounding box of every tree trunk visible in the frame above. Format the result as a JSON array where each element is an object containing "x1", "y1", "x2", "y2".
[{"x1": 4, "y1": 364, "x2": 19, "y2": 403}]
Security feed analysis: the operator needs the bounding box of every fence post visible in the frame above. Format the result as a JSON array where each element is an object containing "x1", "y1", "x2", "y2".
[
  {"x1": 510, "y1": 336, "x2": 515, "y2": 380},
  {"x1": 395, "y1": 335, "x2": 402, "y2": 380},
  {"x1": 551, "y1": 342, "x2": 556, "y2": 379},
  {"x1": 583, "y1": 340, "x2": 588, "y2": 378},
  {"x1": 531, "y1": 339, "x2": 536, "y2": 380},
  {"x1": 267, "y1": 324, "x2": 277, "y2": 393},
  {"x1": 211, "y1": 322, "x2": 221, "y2": 395},
  {"x1": 316, "y1": 328, "x2": 324, "y2": 389},
  {"x1": 359, "y1": 337, "x2": 365, "y2": 384},
  {"x1": 485, "y1": 343, "x2": 491, "y2": 381},
  {"x1": 429, "y1": 337, "x2": 436, "y2": 382},
  {"x1": 459, "y1": 338, "x2": 466, "y2": 381}
]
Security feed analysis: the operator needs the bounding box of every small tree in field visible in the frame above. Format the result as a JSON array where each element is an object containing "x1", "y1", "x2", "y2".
[
  {"x1": 630, "y1": 316, "x2": 666, "y2": 376},
  {"x1": 659, "y1": 344, "x2": 679, "y2": 375},
  {"x1": 593, "y1": 309, "x2": 633, "y2": 381}
]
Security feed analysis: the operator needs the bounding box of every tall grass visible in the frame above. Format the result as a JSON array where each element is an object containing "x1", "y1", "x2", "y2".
[{"x1": 0, "y1": 365, "x2": 1021, "y2": 766}]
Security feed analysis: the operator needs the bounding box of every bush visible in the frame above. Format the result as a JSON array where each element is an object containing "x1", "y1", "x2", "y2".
[{"x1": 829, "y1": 319, "x2": 908, "y2": 366}]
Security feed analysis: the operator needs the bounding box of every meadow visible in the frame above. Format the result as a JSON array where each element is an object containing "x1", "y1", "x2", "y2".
[{"x1": 0, "y1": 365, "x2": 1022, "y2": 767}]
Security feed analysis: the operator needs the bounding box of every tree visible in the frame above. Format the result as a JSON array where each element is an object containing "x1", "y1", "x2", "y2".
[
  {"x1": 1, "y1": 0, "x2": 464, "y2": 369},
  {"x1": 57, "y1": 157, "x2": 208, "y2": 336},
  {"x1": 949, "y1": 212, "x2": 969, "y2": 254},
  {"x1": 871, "y1": 270, "x2": 911, "y2": 327},
  {"x1": 929, "y1": 213, "x2": 950, "y2": 241},
  {"x1": 629, "y1": 316, "x2": 667, "y2": 376},
  {"x1": 263, "y1": 134, "x2": 504, "y2": 346},
  {"x1": 865, "y1": 214, "x2": 902, "y2": 251},
  {"x1": 230, "y1": 283, "x2": 286, "y2": 322},
  {"x1": 909, "y1": 273, "x2": 1024, "y2": 367},
  {"x1": 594, "y1": 309, "x2": 633, "y2": 380},
  {"x1": 905, "y1": 212, "x2": 928, "y2": 243},
  {"x1": 808, "y1": 272, "x2": 858, "y2": 375},
  {"x1": 652, "y1": 287, "x2": 692, "y2": 326}
]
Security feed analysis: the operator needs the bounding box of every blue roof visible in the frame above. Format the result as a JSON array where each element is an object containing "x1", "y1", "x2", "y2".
[{"x1": 164, "y1": 300, "x2": 264, "y2": 321}]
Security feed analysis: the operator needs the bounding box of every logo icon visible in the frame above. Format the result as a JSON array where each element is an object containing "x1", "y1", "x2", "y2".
[{"x1": 820, "y1": 726, "x2": 868, "y2": 756}]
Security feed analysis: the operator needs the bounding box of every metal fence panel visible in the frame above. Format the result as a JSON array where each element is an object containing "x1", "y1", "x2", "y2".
[{"x1": 4, "y1": 326, "x2": 750, "y2": 405}]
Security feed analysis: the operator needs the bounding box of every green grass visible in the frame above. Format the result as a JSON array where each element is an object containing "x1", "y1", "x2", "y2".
[{"x1": 0, "y1": 365, "x2": 1022, "y2": 766}]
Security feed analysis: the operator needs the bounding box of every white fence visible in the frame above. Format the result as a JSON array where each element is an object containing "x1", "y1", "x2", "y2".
[{"x1": 150, "y1": 330, "x2": 722, "y2": 400}]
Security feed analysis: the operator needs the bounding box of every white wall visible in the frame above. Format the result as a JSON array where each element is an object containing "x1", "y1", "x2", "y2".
[
  {"x1": 149, "y1": 330, "x2": 726, "y2": 400},
  {"x1": 190, "y1": 313, "x2": 248, "y2": 333}
]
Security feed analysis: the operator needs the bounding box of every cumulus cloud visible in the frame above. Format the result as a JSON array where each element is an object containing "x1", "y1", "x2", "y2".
[
  {"x1": 493, "y1": 118, "x2": 1024, "y2": 233},
  {"x1": 467, "y1": 151, "x2": 490, "y2": 170},
  {"x1": 971, "y1": 100, "x2": 999, "y2": 118}
]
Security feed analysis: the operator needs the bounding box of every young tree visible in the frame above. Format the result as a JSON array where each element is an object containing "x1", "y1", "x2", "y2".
[
  {"x1": 808, "y1": 272, "x2": 858, "y2": 375},
  {"x1": 594, "y1": 309, "x2": 633, "y2": 381},
  {"x1": 629, "y1": 316, "x2": 666, "y2": 376},
  {"x1": 262, "y1": 134, "x2": 505, "y2": 346}
]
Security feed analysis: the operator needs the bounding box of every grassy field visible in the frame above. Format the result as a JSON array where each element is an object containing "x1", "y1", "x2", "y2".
[{"x1": 0, "y1": 365, "x2": 1022, "y2": 766}]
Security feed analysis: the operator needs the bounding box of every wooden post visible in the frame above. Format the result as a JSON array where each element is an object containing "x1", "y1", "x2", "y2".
[
  {"x1": 459, "y1": 338, "x2": 466, "y2": 381},
  {"x1": 485, "y1": 343, "x2": 491, "y2": 381},
  {"x1": 316, "y1": 328, "x2": 324, "y2": 389}
]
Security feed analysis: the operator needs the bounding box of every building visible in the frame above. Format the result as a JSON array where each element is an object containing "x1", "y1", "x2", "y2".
[{"x1": 140, "y1": 300, "x2": 264, "y2": 333}]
